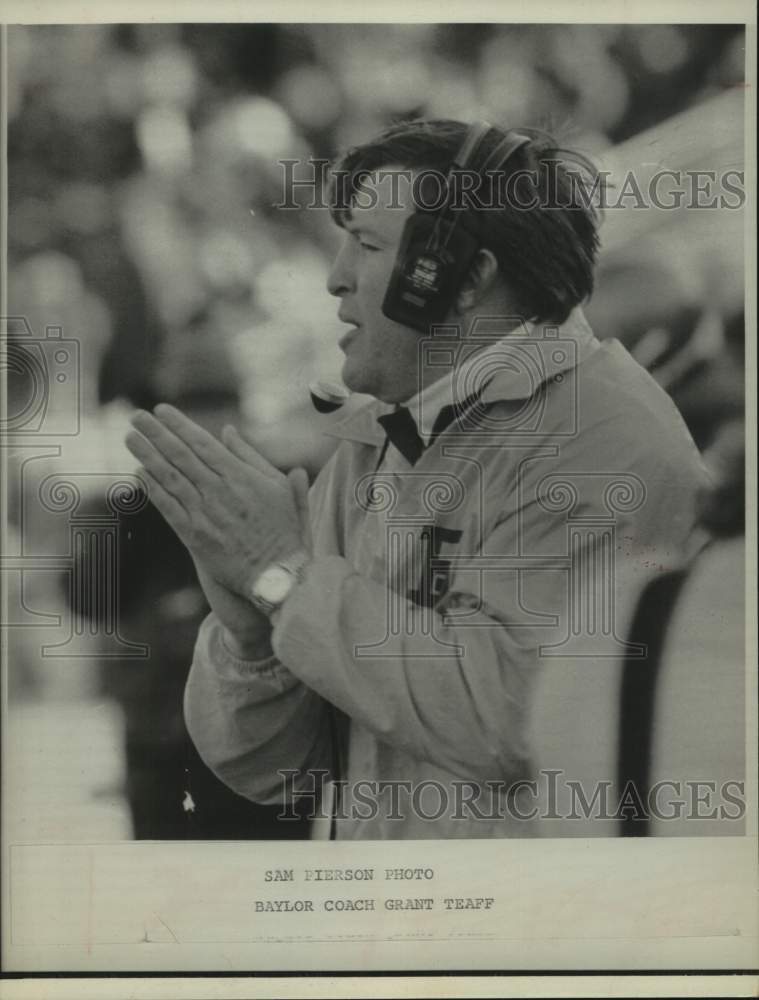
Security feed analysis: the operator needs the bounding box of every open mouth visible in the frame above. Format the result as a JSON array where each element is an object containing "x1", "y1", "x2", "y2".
[{"x1": 339, "y1": 323, "x2": 361, "y2": 351}]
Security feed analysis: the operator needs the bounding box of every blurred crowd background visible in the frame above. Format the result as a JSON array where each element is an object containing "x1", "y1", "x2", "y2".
[{"x1": 4, "y1": 23, "x2": 746, "y2": 842}]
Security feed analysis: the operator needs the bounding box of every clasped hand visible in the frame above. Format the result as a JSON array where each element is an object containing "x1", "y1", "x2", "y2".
[{"x1": 125, "y1": 404, "x2": 307, "y2": 600}]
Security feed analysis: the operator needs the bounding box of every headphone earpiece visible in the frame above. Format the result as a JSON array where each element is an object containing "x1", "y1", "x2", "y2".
[{"x1": 381, "y1": 122, "x2": 530, "y2": 333}]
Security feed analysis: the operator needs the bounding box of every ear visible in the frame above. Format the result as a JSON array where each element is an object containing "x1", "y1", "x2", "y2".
[{"x1": 453, "y1": 248, "x2": 500, "y2": 313}]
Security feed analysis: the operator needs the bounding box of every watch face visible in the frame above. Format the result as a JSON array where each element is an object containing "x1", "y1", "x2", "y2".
[{"x1": 255, "y1": 565, "x2": 294, "y2": 605}]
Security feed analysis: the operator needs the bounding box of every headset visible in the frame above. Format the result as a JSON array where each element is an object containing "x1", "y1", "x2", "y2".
[{"x1": 381, "y1": 121, "x2": 531, "y2": 332}]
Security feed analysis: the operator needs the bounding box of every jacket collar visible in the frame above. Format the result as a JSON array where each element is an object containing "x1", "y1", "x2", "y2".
[{"x1": 324, "y1": 307, "x2": 599, "y2": 446}]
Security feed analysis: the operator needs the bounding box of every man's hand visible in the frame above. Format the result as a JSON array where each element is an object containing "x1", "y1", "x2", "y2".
[
  {"x1": 125, "y1": 404, "x2": 308, "y2": 617},
  {"x1": 194, "y1": 561, "x2": 274, "y2": 659},
  {"x1": 195, "y1": 458, "x2": 312, "y2": 660}
]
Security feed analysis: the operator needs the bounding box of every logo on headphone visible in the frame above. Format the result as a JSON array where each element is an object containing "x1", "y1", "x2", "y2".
[{"x1": 408, "y1": 255, "x2": 443, "y2": 294}]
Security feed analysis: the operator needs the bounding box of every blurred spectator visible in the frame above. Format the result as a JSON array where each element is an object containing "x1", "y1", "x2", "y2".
[
  {"x1": 4, "y1": 251, "x2": 137, "y2": 700},
  {"x1": 586, "y1": 250, "x2": 743, "y2": 450},
  {"x1": 84, "y1": 491, "x2": 310, "y2": 839},
  {"x1": 618, "y1": 418, "x2": 745, "y2": 836},
  {"x1": 69, "y1": 318, "x2": 311, "y2": 839}
]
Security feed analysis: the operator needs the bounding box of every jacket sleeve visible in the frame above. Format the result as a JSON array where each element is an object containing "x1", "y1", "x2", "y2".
[
  {"x1": 271, "y1": 553, "x2": 534, "y2": 782},
  {"x1": 184, "y1": 612, "x2": 335, "y2": 803}
]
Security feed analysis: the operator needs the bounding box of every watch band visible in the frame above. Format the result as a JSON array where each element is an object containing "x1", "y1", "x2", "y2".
[
  {"x1": 249, "y1": 549, "x2": 311, "y2": 617},
  {"x1": 277, "y1": 548, "x2": 311, "y2": 580}
]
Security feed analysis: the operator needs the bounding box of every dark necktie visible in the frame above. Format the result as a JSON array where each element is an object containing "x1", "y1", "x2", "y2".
[
  {"x1": 376, "y1": 407, "x2": 425, "y2": 466},
  {"x1": 376, "y1": 393, "x2": 483, "y2": 468}
]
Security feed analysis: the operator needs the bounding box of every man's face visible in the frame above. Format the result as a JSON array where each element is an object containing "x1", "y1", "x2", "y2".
[{"x1": 327, "y1": 166, "x2": 424, "y2": 404}]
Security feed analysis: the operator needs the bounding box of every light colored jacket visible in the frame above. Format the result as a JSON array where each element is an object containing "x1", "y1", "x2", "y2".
[{"x1": 184, "y1": 311, "x2": 706, "y2": 838}]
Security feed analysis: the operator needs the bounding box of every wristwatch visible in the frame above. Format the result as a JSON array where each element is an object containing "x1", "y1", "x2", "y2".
[{"x1": 249, "y1": 549, "x2": 311, "y2": 617}]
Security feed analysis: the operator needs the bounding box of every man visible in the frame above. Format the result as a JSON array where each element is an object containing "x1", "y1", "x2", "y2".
[{"x1": 125, "y1": 119, "x2": 705, "y2": 839}]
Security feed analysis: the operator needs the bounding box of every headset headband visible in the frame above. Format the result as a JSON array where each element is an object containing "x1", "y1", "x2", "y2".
[
  {"x1": 431, "y1": 122, "x2": 531, "y2": 250},
  {"x1": 480, "y1": 129, "x2": 531, "y2": 173},
  {"x1": 451, "y1": 120, "x2": 492, "y2": 171},
  {"x1": 452, "y1": 120, "x2": 531, "y2": 175}
]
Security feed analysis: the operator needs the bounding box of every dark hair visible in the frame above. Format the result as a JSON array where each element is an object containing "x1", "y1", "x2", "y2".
[{"x1": 329, "y1": 119, "x2": 602, "y2": 324}]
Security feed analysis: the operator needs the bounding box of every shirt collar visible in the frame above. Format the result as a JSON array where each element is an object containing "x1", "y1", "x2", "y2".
[{"x1": 325, "y1": 307, "x2": 599, "y2": 446}]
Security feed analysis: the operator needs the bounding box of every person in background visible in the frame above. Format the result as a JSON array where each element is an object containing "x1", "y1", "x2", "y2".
[
  {"x1": 73, "y1": 313, "x2": 311, "y2": 839},
  {"x1": 585, "y1": 252, "x2": 743, "y2": 451},
  {"x1": 87, "y1": 491, "x2": 309, "y2": 840},
  {"x1": 617, "y1": 418, "x2": 745, "y2": 836}
]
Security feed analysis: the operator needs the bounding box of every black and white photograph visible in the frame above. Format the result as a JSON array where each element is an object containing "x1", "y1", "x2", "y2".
[{"x1": 1, "y1": 1, "x2": 756, "y2": 995}]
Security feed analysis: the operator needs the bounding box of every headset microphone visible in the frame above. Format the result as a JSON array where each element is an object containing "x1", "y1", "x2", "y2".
[{"x1": 309, "y1": 379, "x2": 351, "y2": 413}]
